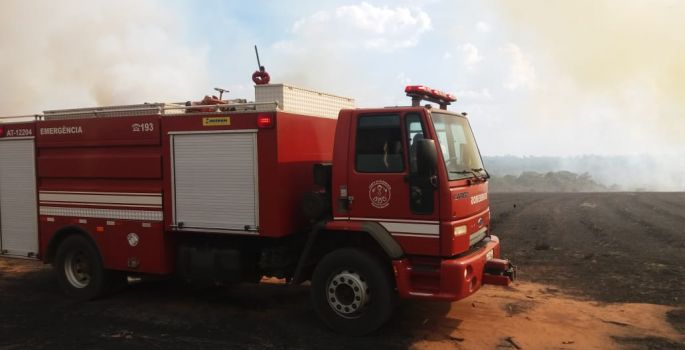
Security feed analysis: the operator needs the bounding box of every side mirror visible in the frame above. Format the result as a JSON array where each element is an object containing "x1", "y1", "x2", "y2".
[{"x1": 416, "y1": 139, "x2": 438, "y2": 176}]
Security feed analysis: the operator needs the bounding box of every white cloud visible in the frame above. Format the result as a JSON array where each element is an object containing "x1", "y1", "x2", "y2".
[
  {"x1": 395, "y1": 72, "x2": 412, "y2": 85},
  {"x1": 476, "y1": 21, "x2": 491, "y2": 33},
  {"x1": 455, "y1": 88, "x2": 493, "y2": 101},
  {"x1": 279, "y1": 2, "x2": 432, "y2": 51},
  {"x1": 500, "y1": 43, "x2": 537, "y2": 90},
  {"x1": 458, "y1": 43, "x2": 483, "y2": 69}
]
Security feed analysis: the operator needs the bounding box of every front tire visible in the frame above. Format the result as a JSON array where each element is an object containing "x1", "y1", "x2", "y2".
[
  {"x1": 311, "y1": 248, "x2": 396, "y2": 335},
  {"x1": 55, "y1": 235, "x2": 122, "y2": 300}
]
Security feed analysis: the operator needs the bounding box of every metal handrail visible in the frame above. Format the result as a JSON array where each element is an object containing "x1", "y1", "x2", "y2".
[
  {"x1": 2, "y1": 101, "x2": 281, "y2": 122},
  {"x1": 164, "y1": 101, "x2": 278, "y2": 111},
  {"x1": 0, "y1": 115, "x2": 42, "y2": 122},
  {"x1": 41, "y1": 106, "x2": 165, "y2": 117}
]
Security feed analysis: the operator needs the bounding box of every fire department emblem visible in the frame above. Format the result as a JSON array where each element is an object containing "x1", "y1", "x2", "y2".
[
  {"x1": 369, "y1": 180, "x2": 391, "y2": 209},
  {"x1": 127, "y1": 232, "x2": 140, "y2": 247}
]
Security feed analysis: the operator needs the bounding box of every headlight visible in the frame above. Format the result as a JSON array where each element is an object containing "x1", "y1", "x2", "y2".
[
  {"x1": 454, "y1": 225, "x2": 467, "y2": 236},
  {"x1": 486, "y1": 249, "x2": 494, "y2": 261}
]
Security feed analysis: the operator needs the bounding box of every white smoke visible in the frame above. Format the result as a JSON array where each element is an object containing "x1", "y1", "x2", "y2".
[
  {"x1": 487, "y1": 0, "x2": 685, "y2": 153},
  {"x1": 0, "y1": 1, "x2": 210, "y2": 116}
]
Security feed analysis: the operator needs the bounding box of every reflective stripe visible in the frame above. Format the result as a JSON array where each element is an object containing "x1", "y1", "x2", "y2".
[
  {"x1": 39, "y1": 201, "x2": 162, "y2": 209},
  {"x1": 349, "y1": 217, "x2": 438, "y2": 224},
  {"x1": 40, "y1": 190, "x2": 161, "y2": 196},
  {"x1": 392, "y1": 233, "x2": 440, "y2": 239},
  {"x1": 39, "y1": 206, "x2": 163, "y2": 221},
  {"x1": 379, "y1": 222, "x2": 439, "y2": 235},
  {"x1": 40, "y1": 192, "x2": 162, "y2": 206}
]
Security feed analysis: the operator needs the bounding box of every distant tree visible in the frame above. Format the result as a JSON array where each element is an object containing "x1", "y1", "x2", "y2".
[{"x1": 489, "y1": 171, "x2": 608, "y2": 192}]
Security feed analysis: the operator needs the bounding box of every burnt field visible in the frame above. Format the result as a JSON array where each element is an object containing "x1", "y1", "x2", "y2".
[
  {"x1": 0, "y1": 192, "x2": 684, "y2": 349},
  {"x1": 493, "y1": 192, "x2": 685, "y2": 307}
]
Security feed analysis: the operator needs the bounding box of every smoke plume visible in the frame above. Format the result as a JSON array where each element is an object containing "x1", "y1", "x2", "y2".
[
  {"x1": 0, "y1": 1, "x2": 209, "y2": 116},
  {"x1": 489, "y1": 0, "x2": 685, "y2": 149}
]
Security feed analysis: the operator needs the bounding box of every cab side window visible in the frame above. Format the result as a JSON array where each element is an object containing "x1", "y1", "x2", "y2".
[
  {"x1": 405, "y1": 113, "x2": 434, "y2": 214},
  {"x1": 406, "y1": 114, "x2": 426, "y2": 174},
  {"x1": 355, "y1": 115, "x2": 404, "y2": 173}
]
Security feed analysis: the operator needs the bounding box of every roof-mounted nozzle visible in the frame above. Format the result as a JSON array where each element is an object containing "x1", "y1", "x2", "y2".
[
  {"x1": 214, "y1": 87, "x2": 229, "y2": 100},
  {"x1": 405, "y1": 85, "x2": 457, "y2": 110}
]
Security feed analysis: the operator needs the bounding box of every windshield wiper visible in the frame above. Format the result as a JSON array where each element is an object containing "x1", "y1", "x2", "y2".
[
  {"x1": 449, "y1": 170, "x2": 479, "y2": 178},
  {"x1": 450, "y1": 168, "x2": 489, "y2": 180},
  {"x1": 470, "y1": 168, "x2": 490, "y2": 179}
]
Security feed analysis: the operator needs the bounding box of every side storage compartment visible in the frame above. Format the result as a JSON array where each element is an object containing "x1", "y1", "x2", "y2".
[
  {"x1": 0, "y1": 138, "x2": 38, "y2": 258},
  {"x1": 171, "y1": 131, "x2": 259, "y2": 233}
]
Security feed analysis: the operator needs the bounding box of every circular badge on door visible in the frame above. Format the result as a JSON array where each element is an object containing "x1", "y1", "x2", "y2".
[
  {"x1": 369, "y1": 180, "x2": 391, "y2": 209},
  {"x1": 127, "y1": 232, "x2": 140, "y2": 247}
]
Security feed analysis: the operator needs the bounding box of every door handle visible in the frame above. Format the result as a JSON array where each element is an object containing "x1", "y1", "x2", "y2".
[{"x1": 337, "y1": 196, "x2": 355, "y2": 212}]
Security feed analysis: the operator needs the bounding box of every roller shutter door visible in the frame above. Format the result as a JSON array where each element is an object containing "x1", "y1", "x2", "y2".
[
  {"x1": 0, "y1": 138, "x2": 38, "y2": 257},
  {"x1": 172, "y1": 132, "x2": 258, "y2": 232}
]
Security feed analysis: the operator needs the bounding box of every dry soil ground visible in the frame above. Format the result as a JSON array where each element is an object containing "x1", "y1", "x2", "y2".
[{"x1": 0, "y1": 192, "x2": 684, "y2": 349}]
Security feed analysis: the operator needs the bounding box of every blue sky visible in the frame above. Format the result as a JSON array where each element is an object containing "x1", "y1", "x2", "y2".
[{"x1": 1, "y1": 1, "x2": 684, "y2": 157}]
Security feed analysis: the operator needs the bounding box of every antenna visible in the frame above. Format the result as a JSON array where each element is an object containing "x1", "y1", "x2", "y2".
[{"x1": 255, "y1": 45, "x2": 262, "y2": 70}]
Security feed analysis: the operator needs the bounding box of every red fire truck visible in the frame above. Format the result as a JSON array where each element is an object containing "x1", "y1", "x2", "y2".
[{"x1": 0, "y1": 82, "x2": 514, "y2": 334}]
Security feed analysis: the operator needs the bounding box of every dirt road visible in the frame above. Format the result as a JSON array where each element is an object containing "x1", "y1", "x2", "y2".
[{"x1": 0, "y1": 193, "x2": 683, "y2": 349}]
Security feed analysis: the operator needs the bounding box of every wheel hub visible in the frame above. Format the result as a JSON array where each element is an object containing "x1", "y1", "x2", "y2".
[
  {"x1": 64, "y1": 251, "x2": 91, "y2": 289},
  {"x1": 326, "y1": 270, "x2": 369, "y2": 318}
]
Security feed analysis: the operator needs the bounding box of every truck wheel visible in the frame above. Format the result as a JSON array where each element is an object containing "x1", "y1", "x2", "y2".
[
  {"x1": 311, "y1": 248, "x2": 396, "y2": 335},
  {"x1": 55, "y1": 235, "x2": 118, "y2": 300}
]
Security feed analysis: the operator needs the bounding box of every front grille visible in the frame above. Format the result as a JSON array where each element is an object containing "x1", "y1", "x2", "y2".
[{"x1": 469, "y1": 227, "x2": 488, "y2": 247}]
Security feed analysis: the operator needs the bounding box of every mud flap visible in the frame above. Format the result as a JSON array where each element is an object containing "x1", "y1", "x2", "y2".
[{"x1": 483, "y1": 258, "x2": 516, "y2": 286}]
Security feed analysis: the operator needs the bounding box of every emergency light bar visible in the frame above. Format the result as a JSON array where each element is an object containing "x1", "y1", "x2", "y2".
[{"x1": 405, "y1": 85, "x2": 457, "y2": 110}]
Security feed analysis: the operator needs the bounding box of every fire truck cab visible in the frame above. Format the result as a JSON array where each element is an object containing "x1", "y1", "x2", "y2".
[{"x1": 0, "y1": 83, "x2": 514, "y2": 335}]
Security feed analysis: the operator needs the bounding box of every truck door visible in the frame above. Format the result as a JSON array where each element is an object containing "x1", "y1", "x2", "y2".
[
  {"x1": 346, "y1": 112, "x2": 440, "y2": 254},
  {"x1": 0, "y1": 137, "x2": 38, "y2": 258}
]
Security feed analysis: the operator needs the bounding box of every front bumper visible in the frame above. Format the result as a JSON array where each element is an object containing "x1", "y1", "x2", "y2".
[{"x1": 392, "y1": 235, "x2": 515, "y2": 301}]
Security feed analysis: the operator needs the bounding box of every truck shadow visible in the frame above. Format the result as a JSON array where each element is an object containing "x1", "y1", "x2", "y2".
[
  {"x1": 113, "y1": 280, "x2": 457, "y2": 348},
  {"x1": 0, "y1": 265, "x2": 456, "y2": 350}
]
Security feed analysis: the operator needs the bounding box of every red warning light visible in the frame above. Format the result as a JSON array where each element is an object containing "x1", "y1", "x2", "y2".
[
  {"x1": 405, "y1": 85, "x2": 457, "y2": 103},
  {"x1": 257, "y1": 114, "x2": 273, "y2": 128}
]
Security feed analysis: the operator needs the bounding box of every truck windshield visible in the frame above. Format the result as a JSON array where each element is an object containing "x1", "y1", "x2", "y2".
[{"x1": 431, "y1": 112, "x2": 485, "y2": 181}]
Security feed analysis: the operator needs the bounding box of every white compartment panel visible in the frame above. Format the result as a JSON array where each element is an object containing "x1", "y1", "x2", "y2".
[
  {"x1": 0, "y1": 139, "x2": 38, "y2": 257},
  {"x1": 172, "y1": 132, "x2": 258, "y2": 232},
  {"x1": 255, "y1": 84, "x2": 355, "y2": 119}
]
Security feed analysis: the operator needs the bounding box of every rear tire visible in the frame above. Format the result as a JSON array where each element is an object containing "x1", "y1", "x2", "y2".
[
  {"x1": 311, "y1": 248, "x2": 396, "y2": 335},
  {"x1": 54, "y1": 235, "x2": 123, "y2": 300}
]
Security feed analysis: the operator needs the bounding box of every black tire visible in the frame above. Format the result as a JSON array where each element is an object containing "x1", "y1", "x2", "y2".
[
  {"x1": 54, "y1": 235, "x2": 124, "y2": 300},
  {"x1": 311, "y1": 248, "x2": 396, "y2": 335}
]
